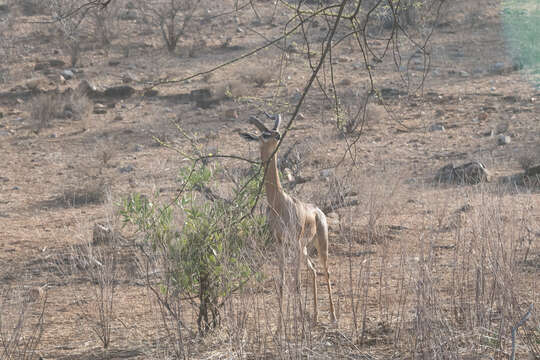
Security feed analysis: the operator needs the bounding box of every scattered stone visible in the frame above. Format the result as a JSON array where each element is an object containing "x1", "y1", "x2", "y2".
[
  {"x1": 48, "y1": 59, "x2": 65, "y2": 67},
  {"x1": 283, "y1": 168, "x2": 294, "y2": 182},
  {"x1": 496, "y1": 122, "x2": 509, "y2": 134},
  {"x1": 459, "y1": 70, "x2": 470, "y2": 77},
  {"x1": 236, "y1": 27, "x2": 244, "y2": 33},
  {"x1": 429, "y1": 123, "x2": 445, "y2": 132},
  {"x1": 60, "y1": 69, "x2": 74, "y2": 80},
  {"x1": 286, "y1": 42, "x2": 300, "y2": 54},
  {"x1": 327, "y1": 212, "x2": 339, "y2": 219},
  {"x1": 0, "y1": 130, "x2": 11, "y2": 137},
  {"x1": 490, "y1": 62, "x2": 505, "y2": 74},
  {"x1": 134, "y1": 145, "x2": 143, "y2": 152},
  {"x1": 48, "y1": 133, "x2": 57, "y2": 139},
  {"x1": 497, "y1": 134, "x2": 511, "y2": 145},
  {"x1": 320, "y1": 169, "x2": 334, "y2": 179},
  {"x1": 93, "y1": 103, "x2": 107, "y2": 114},
  {"x1": 224, "y1": 109, "x2": 238, "y2": 120},
  {"x1": 122, "y1": 74, "x2": 133, "y2": 83},
  {"x1": 435, "y1": 161, "x2": 490, "y2": 185},
  {"x1": 103, "y1": 85, "x2": 135, "y2": 99},
  {"x1": 297, "y1": 113, "x2": 305, "y2": 120},
  {"x1": 108, "y1": 60, "x2": 121, "y2": 66},
  {"x1": 119, "y1": 164, "x2": 135, "y2": 173},
  {"x1": 477, "y1": 112, "x2": 488, "y2": 121},
  {"x1": 25, "y1": 78, "x2": 46, "y2": 92},
  {"x1": 77, "y1": 80, "x2": 99, "y2": 97},
  {"x1": 119, "y1": 9, "x2": 137, "y2": 20},
  {"x1": 340, "y1": 78, "x2": 352, "y2": 86},
  {"x1": 12, "y1": 186, "x2": 19, "y2": 190},
  {"x1": 107, "y1": 102, "x2": 116, "y2": 109},
  {"x1": 525, "y1": 165, "x2": 540, "y2": 178},
  {"x1": 190, "y1": 88, "x2": 216, "y2": 108},
  {"x1": 113, "y1": 115, "x2": 123, "y2": 121},
  {"x1": 143, "y1": 89, "x2": 159, "y2": 97}
]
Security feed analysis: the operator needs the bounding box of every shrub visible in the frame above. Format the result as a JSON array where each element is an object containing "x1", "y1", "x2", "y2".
[
  {"x1": 136, "y1": 0, "x2": 207, "y2": 53},
  {"x1": 121, "y1": 161, "x2": 266, "y2": 335}
]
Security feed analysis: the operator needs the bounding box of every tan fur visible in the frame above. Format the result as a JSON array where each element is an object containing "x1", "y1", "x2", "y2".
[{"x1": 258, "y1": 128, "x2": 336, "y2": 324}]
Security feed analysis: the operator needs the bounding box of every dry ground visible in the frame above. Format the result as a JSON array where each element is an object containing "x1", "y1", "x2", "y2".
[{"x1": 0, "y1": 0, "x2": 539, "y2": 359}]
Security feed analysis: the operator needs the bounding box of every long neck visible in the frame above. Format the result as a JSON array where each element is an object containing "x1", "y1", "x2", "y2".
[{"x1": 262, "y1": 150, "x2": 283, "y2": 209}]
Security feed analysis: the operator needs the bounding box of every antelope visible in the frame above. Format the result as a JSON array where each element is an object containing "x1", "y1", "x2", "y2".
[{"x1": 241, "y1": 113, "x2": 336, "y2": 324}]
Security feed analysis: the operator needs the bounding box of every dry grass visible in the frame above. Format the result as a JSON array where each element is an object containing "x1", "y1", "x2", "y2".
[{"x1": 29, "y1": 90, "x2": 91, "y2": 133}]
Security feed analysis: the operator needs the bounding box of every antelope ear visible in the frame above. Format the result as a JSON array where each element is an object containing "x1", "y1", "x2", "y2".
[
  {"x1": 273, "y1": 114, "x2": 281, "y2": 131},
  {"x1": 239, "y1": 132, "x2": 259, "y2": 141}
]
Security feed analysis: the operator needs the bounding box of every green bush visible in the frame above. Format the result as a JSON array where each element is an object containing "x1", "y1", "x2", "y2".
[{"x1": 121, "y1": 162, "x2": 267, "y2": 334}]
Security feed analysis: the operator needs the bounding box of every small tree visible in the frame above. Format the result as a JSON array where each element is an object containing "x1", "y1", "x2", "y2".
[
  {"x1": 121, "y1": 161, "x2": 266, "y2": 335},
  {"x1": 137, "y1": 0, "x2": 205, "y2": 53}
]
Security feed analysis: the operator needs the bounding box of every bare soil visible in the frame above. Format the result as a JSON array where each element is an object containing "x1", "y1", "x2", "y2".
[{"x1": 0, "y1": 0, "x2": 539, "y2": 359}]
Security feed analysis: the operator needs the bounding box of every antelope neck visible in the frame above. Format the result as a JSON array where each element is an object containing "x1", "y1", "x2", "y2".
[{"x1": 262, "y1": 149, "x2": 283, "y2": 208}]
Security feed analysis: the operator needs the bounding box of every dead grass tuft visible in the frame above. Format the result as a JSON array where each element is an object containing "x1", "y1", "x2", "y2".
[{"x1": 29, "y1": 90, "x2": 91, "y2": 132}]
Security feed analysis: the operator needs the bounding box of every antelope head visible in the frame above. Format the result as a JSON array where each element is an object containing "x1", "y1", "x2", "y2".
[{"x1": 240, "y1": 113, "x2": 282, "y2": 162}]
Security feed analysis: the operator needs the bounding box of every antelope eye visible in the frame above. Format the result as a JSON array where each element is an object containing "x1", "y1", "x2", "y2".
[{"x1": 274, "y1": 133, "x2": 281, "y2": 140}]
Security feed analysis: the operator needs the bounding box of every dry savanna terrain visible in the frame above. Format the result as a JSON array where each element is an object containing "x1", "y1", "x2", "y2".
[{"x1": 0, "y1": 0, "x2": 539, "y2": 359}]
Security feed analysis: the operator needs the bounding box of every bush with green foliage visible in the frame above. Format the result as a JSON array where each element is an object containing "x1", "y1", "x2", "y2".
[{"x1": 121, "y1": 162, "x2": 267, "y2": 334}]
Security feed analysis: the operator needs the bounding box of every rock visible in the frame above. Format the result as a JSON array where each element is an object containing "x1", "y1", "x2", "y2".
[
  {"x1": 490, "y1": 62, "x2": 505, "y2": 74},
  {"x1": 496, "y1": 122, "x2": 508, "y2": 134},
  {"x1": 435, "y1": 161, "x2": 490, "y2": 185},
  {"x1": 108, "y1": 60, "x2": 121, "y2": 66},
  {"x1": 327, "y1": 212, "x2": 339, "y2": 219},
  {"x1": 134, "y1": 144, "x2": 143, "y2": 152},
  {"x1": 93, "y1": 103, "x2": 107, "y2": 114},
  {"x1": 77, "y1": 80, "x2": 98, "y2": 97},
  {"x1": 119, "y1": 10, "x2": 137, "y2": 20},
  {"x1": 525, "y1": 165, "x2": 540, "y2": 178},
  {"x1": 60, "y1": 69, "x2": 74, "y2": 80},
  {"x1": 459, "y1": 70, "x2": 470, "y2": 78},
  {"x1": 429, "y1": 123, "x2": 445, "y2": 132},
  {"x1": 497, "y1": 134, "x2": 511, "y2": 145},
  {"x1": 119, "y1": 164, "x2": 135, "y2": 173},
  {"x1": 224, "y1": 109, "x2": 238, "y2": 120},
  {"x1": 25, "y1": 78, "x2": 46, "y2": 92},
  {"x1": 122, "y1": 74, "x2": 133, "y2": 83},
  {"x1": 320, "y1": 169, "x2": 334, "y2": 179},
  {"x1": 286, "y1": 42, "x2": 300, "y2": 54},
  {"x1": 0, "y1": 3, "x2": 9, "y2": 12},
  {"x1": 0, "y1": 130, "x2": 11, "y2": 137},
  {"x1": 48, "y1": 59, "x2": 65, "y2": 67},
  {"x1": 190, "y1": 88, "x2": 216, "y2": 108},
  {"x1": 283, "y1": 168, "x2": 294, "y2": 182},
  {"x1": 103, "y1": 85, "x2": 135, "y2": 99},
  {"x1": 143, "y1": 89, "x2": 158, "y2": 97}
]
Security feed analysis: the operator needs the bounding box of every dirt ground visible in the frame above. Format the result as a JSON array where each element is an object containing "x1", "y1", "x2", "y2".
[{"x1": 0, "y1": 0, "x2": 539, "y2": 359}]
